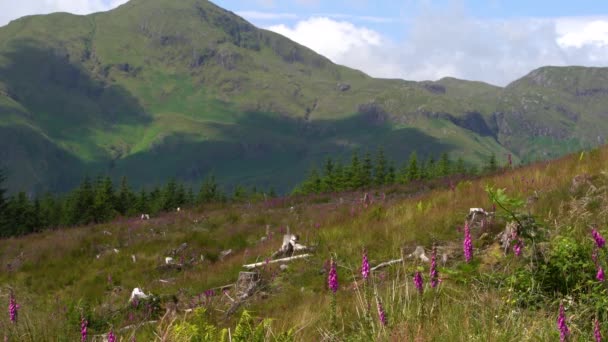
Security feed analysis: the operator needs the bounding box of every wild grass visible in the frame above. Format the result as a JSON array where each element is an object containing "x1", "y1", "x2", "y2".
[{"x1": 1, "y1": 146, "x2": 608, "y2": 340}]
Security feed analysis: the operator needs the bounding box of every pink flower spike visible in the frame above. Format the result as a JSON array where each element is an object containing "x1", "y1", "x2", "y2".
[
  {"x1": 593, "y1": 228, "x2": 606, "y2": 249},
  {"x1": 557, "y1": 303, "x2": 569, "y2": 342},
  {"x1": 376, "y1": 296, "x2": 387, "y2": 326},
  {"x1": 463, "y1": 221, "x2": 473, "y2": 262},
  {"x1": 414, "y1": 271, "x2": 424, "y2": 294},
  {"x1": 81, "y1": 317, "x2": 88, "y2": 341},
  {"x1": 8, "y1": 292, "x2": 18, "y2": 324},
  {"x1": 328, "y1": 259, "x2": 339, "y2": 293},
  {"x1": 361, "y1": 250, "x2": 370, "y2": 281}
]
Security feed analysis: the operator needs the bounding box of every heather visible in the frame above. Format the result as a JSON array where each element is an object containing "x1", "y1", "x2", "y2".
[{"x1": 1, "y1": 146, "x2": 608, "y2": 340}]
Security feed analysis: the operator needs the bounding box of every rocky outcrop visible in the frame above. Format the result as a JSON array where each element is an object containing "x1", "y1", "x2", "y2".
[{"x1": 358, "y1": 103, "x2": 389, "y2": 125}]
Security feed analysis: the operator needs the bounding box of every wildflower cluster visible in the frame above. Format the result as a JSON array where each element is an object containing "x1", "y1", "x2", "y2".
[
  {"x1": 463, "y1": 221, "x2": 473, "y2": 262},
  {"x1": 8, "y1": 292, "x2": 18, "y2": 324},
  {"x1": 429, "y1": 246, "x2": 439, "y2": 288},
  {"x1": 592, "y1": 228, "x2": 606, "y2": 282},
  {"x1": 414, "y1": 271, "x2": 424, "y2": 294},
  {"x1": 361, "y1": 250, "x2": 370, "y2": 281},
  {"x1": 81, "y1": 316, "x2": 88, "y2": 342},
  {"x1": 557, "y1": 303, "x2": 569, "y2": 342}
]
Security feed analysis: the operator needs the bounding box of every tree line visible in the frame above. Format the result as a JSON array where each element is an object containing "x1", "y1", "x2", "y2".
[
  {"x1": 0, "y1": 150, "x2": 501, "y2": 237},
  {"x1": 0, "y1": 171, "x2": 272, "y2": 238},
  {"x1": 292, "y1": 149, "x2": 500, "y2": 195}
]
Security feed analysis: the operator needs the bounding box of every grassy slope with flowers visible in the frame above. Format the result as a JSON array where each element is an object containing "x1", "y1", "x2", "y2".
[{"x1": 2, "y1": 145, "x2": 608, "y2": 340}]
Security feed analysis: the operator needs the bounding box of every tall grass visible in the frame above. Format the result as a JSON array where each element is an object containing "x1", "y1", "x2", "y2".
[{"x1": 1, "y1": 146, "x2": 607, "y2": 340}]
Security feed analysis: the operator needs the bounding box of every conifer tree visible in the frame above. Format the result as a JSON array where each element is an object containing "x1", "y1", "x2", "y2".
[
  {"x1": 186, "y1": 188, "x2": 195, "y2": 206},
  {"x1": 361, "y1": 152, "x2": 373, "y2": 188},
  {"x1": 386, "y1": 163, "x2": 396, "y2": 185},
  {"x1": 149, "y1": 186, "x2": 163, "y2": 214},
  {"x1": 176, "y1": 183, "x2": 187, "y2": 207},
  {"x1": 116, "y1": 176, "x2": 134, "y2": 215},
  {"x1": 398, "y1": 162, "x2": 408, "y2": 184},
  {"x1": 70, "y1": 176, "x2": 95, "y2": 225},
  {"x1": 163, "y1": 179, "x2": 178, "y2": 211},
  {"x1": 301, "y1": 168, "x2": 322, "y2": 194},
  {"x1": 40, "y1": 193, "x2": 61, "y2": 228},
  {"x1": 31, "y1": 198, "x2": 42, "y2": 233},
  {"x1": 348, "y1": 151, "x2": 363, "y2": 189},
  {"x1": 7, "y1": 192, "x2": 33, "y2": 236},
  {"x1": 322, "y1": 158, "x2": 335, "y2": 192},
  {"x1": 419, "y1": 159, "x2": 428, "y2": 180},
  {"x1": 455, "y1": 157, "x2": 466, "y2": 175},
  {"x1": 233, "y1": 185, "x2": 248, "y2": 201},
  {"x1": 438, "y1": 152, "x2": 451, "y2": 177},
  {"x1": 426, "y1": 157, "x2": 437, "y2": 179},
  {"x1": 93, "y1": 176, "x2": 115, "y2": 223},
  {"x1": 198, "y1": 175, "x2": 220, "y2": 203},
  {"x1": 136, "y1": 189, "x2": 150, "y2": 214},
  {"x1": 374, "y1": 148, "x2": 388, "y2": 186},
  {"x1": 406, "y1": 151, "x2": 420, "y2": 181},
  {"x1": 485, "y1": 153, "x2": 498, "y2": 173}
]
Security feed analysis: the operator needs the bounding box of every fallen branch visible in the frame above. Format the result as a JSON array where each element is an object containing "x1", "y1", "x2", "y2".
[
  {"x1": 243, "y1": 254, "x2": 311, "y2": 269},
  {"x1": 118, "y1": 320, "x2": 158, "y2": 333},
  {"x1": 371, "y1": 258, "x2": 403, "y2": 271},
  {"x1": 208, "y1": 283, "x2": 235, "y2": 291}
]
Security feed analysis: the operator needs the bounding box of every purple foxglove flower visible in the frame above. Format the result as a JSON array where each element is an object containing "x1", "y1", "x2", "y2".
[
  {"x1": 361, "y1": 250, "x2": 370, "y2": 281},
  {"x1": 598, "y1": 266, "x2": 605, "y2": 282},
  {"x1": 107, "y1": 330, "x2": 116, "y2": 342},
  {"x1": 557, "y1": 303, "x2": 569, "y2": 342},
  {"x1": 81, "y1": 317, "x2": 88, "y2": 341},
  {"x1": 429, "y1": 246, "x2": 438, "y2": 288},
  {"x1": 328, "y1": 259, "x2": 338, "y2": 293},
  {"x1": 414, "y1": 271, "x2": 424, "y2": 294},
  {"x1": 513, "y1": 239, "x2": 523, "y2": 257},
  {"x1": 595, "y1": 318, "x2": 602, "y2": 342},
  {"x1": 463, "y1": 221, "x2": 473, "y2": 262},
  {"x1": 376, "y1": 296, "x2": 387, "y2": 326},
  {"x1": 593, "y1": 228, "x2": 606, "y2": 249},
  {"x1": 8, "y1": 292, "x2": 18, "y2": 324}
]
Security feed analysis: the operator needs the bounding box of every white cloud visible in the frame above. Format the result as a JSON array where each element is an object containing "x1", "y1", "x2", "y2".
[
  {"x1": 267, "y1": 10, "x2": 608, "y2": 86},
  {"x1": 316, "y1": 13, "x2": 395, "y2": 24},
  {"x1": 0, "y1": 0, "x2": 124, "y2": 27},
  {"x1": 269, "y1": 17, "x2": 386, "y2": 67},
  {"x1": 557, "y1": 18, "x2": 608, "y2": 48},
  {"x1": 237, "y1": 11, "x2": 298, "y2": 21}
]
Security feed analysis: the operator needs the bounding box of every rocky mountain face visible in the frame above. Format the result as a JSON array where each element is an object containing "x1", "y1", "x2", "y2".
[{"x1": 0, "y1": 0, "x2": 606, "y2": 193}]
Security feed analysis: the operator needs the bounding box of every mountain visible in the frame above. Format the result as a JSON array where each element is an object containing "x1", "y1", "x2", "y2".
[{"x1": 0, "y1": 0, "x2": 606, "y2": 193}]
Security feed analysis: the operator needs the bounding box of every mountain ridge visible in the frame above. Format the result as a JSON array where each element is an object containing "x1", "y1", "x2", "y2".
[{"x1": 0, "y1": 0, "x2": 607, "y2": 193}]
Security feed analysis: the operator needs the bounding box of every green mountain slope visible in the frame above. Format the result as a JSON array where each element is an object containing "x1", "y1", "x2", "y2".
[{"x1": 0, "y1": 0, "x2": 605, "y2": 193}]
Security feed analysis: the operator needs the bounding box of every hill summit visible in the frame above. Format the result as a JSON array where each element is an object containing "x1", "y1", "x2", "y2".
[{"x1": 1, "y1": 0, "x2": 608, "y2": 193}]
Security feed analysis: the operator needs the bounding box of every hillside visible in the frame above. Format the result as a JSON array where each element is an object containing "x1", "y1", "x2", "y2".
[
  {"x1": 1, "y1": 0, "x2": 608, "y2": 194},
  {"x1": 2, "y1": 144, "x2": 608, "y2": 340}
]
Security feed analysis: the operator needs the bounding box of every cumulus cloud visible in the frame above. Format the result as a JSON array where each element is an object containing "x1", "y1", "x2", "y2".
[
  {"x1": 236, "y1": 11, "x2": 298, "y2": 21},
  {"x1": 0, "y1": 0, "x2": 126, "y2": 27},
  {"x1": 267, "y1": 9, "x2": 608, "y2": 86}
]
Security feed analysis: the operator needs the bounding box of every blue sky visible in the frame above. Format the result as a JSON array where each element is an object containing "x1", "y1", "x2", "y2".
[
  {"x1": 213, "y1": 0, "x2": 608, "y2": 39},
  {"x1": 212, "y1": 0, "x2": 608, "y2": 85},
  {"x1": 1, "y1": 0, "x2": 608, "y2": 85}
]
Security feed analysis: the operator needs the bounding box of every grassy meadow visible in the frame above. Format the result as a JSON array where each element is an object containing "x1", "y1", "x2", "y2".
[{"x1": 2, "y1": 145, "x2": 608, "y2": 341}]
